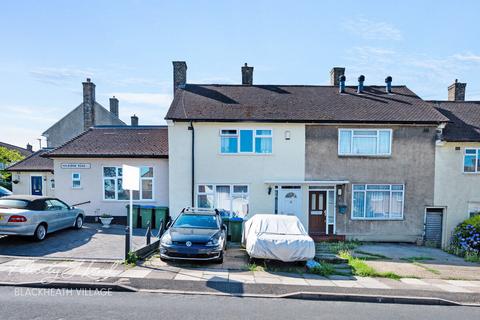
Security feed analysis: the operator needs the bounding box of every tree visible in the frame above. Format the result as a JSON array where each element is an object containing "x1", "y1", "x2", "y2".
[{"x1": 0, "y1": 146, "x2": 25, "y2": 183}]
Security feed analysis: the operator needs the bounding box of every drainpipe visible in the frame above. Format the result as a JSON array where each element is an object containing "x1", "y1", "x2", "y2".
[{"x1": 188, "y1": 122, "x2": 195, "y2": 206}]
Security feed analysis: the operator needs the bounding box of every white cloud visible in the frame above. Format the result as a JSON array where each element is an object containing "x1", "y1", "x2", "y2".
[
  {"x1": 453, "y1": 52, "x2": 480, "y2": 63},
  {"x1": 30, "y1": 67, "x2": 96, "y2": 85},
  {"x1": 108, "y1": 92, "x2": 172, "y2": 106},
  {"x1": 343, "y1": 17, "x2": 403, "y2": 41}
]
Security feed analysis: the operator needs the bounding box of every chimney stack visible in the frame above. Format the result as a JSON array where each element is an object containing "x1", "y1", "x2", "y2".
[
  {"x1": 109, "y1": 96, "x2": 119, "y2": 118},
  {"x1": 448, "y1": 79, "x2": 466, "y2": 101},
  {"x1": 330, "y1": 67, "x2": 345, "y2": 86},
  {"x1": 357, "y1": 75, "x2": 365, "y2": 93},
  {"x1": 82, "y1": 78, "x2": 96, "y2": 131},
  {"x1": 241, "y1": 63, "x2": 254, "y2": 85},
  {"x1": 131, "y1": 114, "x2": 139, "y2": 126},
  {"x1": 339, "y1": 75, "x2": 346, "y2": 93},
  {"x1": 26, "y1": 143, "x2": 33, "y2": 152},
  {"x1": 173, "y1": 61, "x2": 187, "y2": 94},
  {"x1": 385, "y1": 76, "x2": 393, "y2": 94}
]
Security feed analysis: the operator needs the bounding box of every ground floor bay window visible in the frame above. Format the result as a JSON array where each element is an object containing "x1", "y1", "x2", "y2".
[
  {"x1": 352, "y1": 184, "x2": 404, "y2": 220},
  {"x1": 196, "y1": 184, "x2": 249, "y2": 217},
  {"x1": 103, "y1": 166, "x2": 154, "y2": 201}
]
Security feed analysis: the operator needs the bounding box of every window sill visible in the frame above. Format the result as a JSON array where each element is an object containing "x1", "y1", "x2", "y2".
[
  {"x1": 351, "y1": 217, "x2": 404, "y2": 221},
  {"x1": 338, "y1": 154, "x2": 391, "y2": 158},
  {"x1": 218, "y1": 153, "x2": 273, "y2": 156}
]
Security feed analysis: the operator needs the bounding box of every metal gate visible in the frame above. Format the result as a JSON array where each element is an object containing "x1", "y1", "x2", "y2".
[{"x1": 425, "y1": 209, "x2": 443, "y2": 247}]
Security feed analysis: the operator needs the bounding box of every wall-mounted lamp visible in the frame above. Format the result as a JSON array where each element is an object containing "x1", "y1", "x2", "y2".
[
  {"x1": 285, "y1": 130, "x2": 291, "y2": 140},
  {"x1": 267, "y1": 186, "x2": 272, "y2": 195},
  {"x1": 337, "y1": 188, "x2": 342, "y2": 196}
]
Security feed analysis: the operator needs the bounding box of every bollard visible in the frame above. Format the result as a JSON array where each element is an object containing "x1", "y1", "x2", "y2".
[
  {"x1": 125, "y1": 226, "x2": 130, "y2": 260},
  {"x1": 146, "y1": 221, "x2": 151, "y2": 245}
]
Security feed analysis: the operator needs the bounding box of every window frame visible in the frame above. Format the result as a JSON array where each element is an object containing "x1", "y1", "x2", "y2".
[
  {"x1": 196, "y1": 183, "x2": 249, "y2": 215},
  {"x1": 219, "y1": 128, "x2": 273, "y2": 155},
  {"x1": 338, "y1": 129, "x2": 392, "y2": 156},
  {"x1": 72, "y1": 173, "x2": 81, "y2": 189},
  {"x1": 102, "y1": 166, "x2": 155, "y2": 201},
  {"x1": 463, "y1": 148, "x2": 480, "y2": 174},
  {"x1": 351, "y1": 183, "x2": 405, "y2": 220}
]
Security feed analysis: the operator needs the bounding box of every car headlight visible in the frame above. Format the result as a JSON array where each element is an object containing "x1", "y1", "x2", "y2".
[
  {"x1": 207, "y1": 238, "x2": 220, "y2": 246},
  {"x1": 161, "y1": 233, "x2": 172, "y2": 245}
]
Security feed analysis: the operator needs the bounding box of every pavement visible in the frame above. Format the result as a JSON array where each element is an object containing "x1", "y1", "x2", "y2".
[
  {"x1": 0, "y1": 224, "x2": 156, "y2": 260},
  {"x1": 1, "y1": 287, "x2": 478, "y2": 320},
  {"x1": 355, "y1": 243, "x2": 480, "y2": 280},
  {"x1": 1, "y1": 253, "x2": 480, "y2": 305}
]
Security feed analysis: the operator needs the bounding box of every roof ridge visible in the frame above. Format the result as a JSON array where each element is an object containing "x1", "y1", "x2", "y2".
[{"x1": 184, "y1": 83, "x2": 408, "y2": 88}]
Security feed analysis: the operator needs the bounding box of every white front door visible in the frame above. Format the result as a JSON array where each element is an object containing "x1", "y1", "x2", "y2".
[{"x1": 278, "y1": 187, "x2": 302, "y2": 217}]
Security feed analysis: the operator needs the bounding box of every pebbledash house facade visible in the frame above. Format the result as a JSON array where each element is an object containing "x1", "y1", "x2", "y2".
[{"x1": 166, "y1": 62, "x2": 448, "y2": 242}]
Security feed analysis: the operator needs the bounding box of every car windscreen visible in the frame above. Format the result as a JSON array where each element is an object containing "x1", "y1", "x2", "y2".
[
  {"x1": 173, "y1": 214, "x2": 219, "y2": 229},
  {"x1": 0, "y1": 199, "x2": 30, "y2": 209}
]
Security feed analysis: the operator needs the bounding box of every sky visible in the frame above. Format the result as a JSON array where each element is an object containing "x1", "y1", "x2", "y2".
[{"x1": 1, "y1": 0, "x2": 480, "y2": 149}]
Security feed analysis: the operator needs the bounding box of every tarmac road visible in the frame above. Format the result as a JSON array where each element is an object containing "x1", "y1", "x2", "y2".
[{"x1": 0, "y1": 286, "x2": 479, "y2": 320}]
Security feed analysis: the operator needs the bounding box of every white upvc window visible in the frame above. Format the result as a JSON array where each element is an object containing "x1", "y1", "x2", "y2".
[
  {"x1": 103, "y1": 166, "x2": 154, "y2": 201},
  {"x1": 197, "y1": 184, "x2": 249, "y2": 217},
  {"x1": 352, "y1": 184, "x2": 404, "y2": 220},
  {"x1": 72, "y1": 173, "x2": 81, "y2": 189},
  {"x1": 464, "y1": 148, "x2": 480, "y2": 173},
  {"x1": 338, "y1": 129, "x2": 392, "y2": 156},
  {"x1": 220, "y1": 129, "x2": 272, "y2": 154}
]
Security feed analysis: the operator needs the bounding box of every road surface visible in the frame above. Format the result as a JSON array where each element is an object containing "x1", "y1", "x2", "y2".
[{"x1": 0, "y1": 286, "x2": 478, "y2": 319}]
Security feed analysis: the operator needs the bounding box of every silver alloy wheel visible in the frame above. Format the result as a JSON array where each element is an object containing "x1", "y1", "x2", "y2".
[
  {"x1": 76, "y1": 216, "x2": 83, "y2": 228},
  {"x1": 36, "y1": 225, "x2": 46, "y2": 240}
]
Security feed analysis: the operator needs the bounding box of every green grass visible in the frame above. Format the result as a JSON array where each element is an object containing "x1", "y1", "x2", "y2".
[
  {"x1": 246, "y1": 262, "x2": 305, "y2": 274},
  {"x1": 316, "y1": 240, "x2": 362, "y2": 254},
  {"x1": 411, "y1": 261, "x2": 441, "y2": 275},
  {"x1": 399, "y1": 256, "x2": 440, "y2": 275},
  {"x1": 308, "y1": 262, "x2": 337, "y2": 277},
  {"x1": 464, "y1": 252, "x2": 480, "y2": 263},
  {"x1": 339, "y1": 250, "x2": 401, "y2": 280}
]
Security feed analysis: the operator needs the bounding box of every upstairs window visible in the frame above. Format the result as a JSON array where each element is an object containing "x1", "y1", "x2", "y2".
[
  {"x1": 339, "y1": 129, "x2": 392, "y2": 156},
  {"x1": 464, "y1": 148, "x2": 480, "y2": 173},
  {"x1": 220, "y1": 129, "x2": 272, "y2": 154}
]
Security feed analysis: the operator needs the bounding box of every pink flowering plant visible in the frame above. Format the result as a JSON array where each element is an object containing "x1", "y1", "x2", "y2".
[{"x1": 450, "y1": 215, "x2": 480, "y2": 262}]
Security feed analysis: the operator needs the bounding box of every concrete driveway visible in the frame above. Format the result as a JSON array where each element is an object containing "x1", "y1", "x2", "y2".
[
  {"x1": 0, "y1": 223, "x2": 156, "y2": 260},
  {"x1": 355, "y1": 243, "x2": 480, "y2": 280}
]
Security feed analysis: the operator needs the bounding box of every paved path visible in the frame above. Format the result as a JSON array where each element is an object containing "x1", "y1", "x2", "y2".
[
  {"x1": 0, "y1": 287, "x2": 478, "y2": 320},
  {"x1": 1, "y1": 257, "x2": 480, "y2": 301}
]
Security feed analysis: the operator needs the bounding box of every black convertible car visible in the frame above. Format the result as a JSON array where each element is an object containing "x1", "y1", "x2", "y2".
[{"x1": 159, "y1": 208, "x2": 227, "y2": 263}]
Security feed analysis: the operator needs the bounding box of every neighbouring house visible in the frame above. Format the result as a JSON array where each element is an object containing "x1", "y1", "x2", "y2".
[
  {"x1": 428, "y1": 80, "x2": 480, "y2": 248},
  {"x1": 165, "y1": 62, "x2": 448, "y2": 242},
  {"x1": 42, "y1": 78, "x2": 126, "y2": 148},
  {"x1": 6, "y1": 149, "x2": 55, "y2": 196},
  {"x1": 44, "y1": 125, "x2": 169, "y2": 223},
  {"x1": 0, "y1": 142, "x2": 34, "y2": 188}
]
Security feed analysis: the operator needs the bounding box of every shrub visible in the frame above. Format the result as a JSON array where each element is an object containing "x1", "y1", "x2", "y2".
[{"x1": 450, "y1": 215, "x2": 480, "y2": 261}]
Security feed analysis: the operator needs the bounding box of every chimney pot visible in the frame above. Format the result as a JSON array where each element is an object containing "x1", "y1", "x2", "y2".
[
  {"x1": 131, "y1": 114, "x2": 139, "y2": 126},
  {"x1": 82, "y1": 78, "x2": 96, "y2": 131},
  {"x1": 26, "y1": 143, "x2": 33, "y2": 152},
  {"x1": 109, "y1": 96, "x2": 119, "y2": 118},
  {"x1": 448, "y1": 79, "x2": 466, "y2": 101},
  {"x1": 241, "y1": 63, "x2": 254, "y2": 85},
  {"x1": 357, "y1": 75, "x2": 365, "y2": 93},
  {"x1": 330, "y1": 67, "x2": 345, "y2": 86},
  {"x1": 172, "y1": 61, "x2": 187, "y2": 95},
  {"x1": 385, "y1": 76, "x2": 393, "y2": 93}
]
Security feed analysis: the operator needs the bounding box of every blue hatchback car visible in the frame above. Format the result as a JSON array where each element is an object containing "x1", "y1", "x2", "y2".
[{"x1": 159, "y1": 208, "x2": 227, "y2": 263}]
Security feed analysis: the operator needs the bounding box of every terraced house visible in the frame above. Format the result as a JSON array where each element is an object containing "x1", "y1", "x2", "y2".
[
  {"x1": 166, "y1": 62, "x2": 448, "y2": 242},
  {"x1": 429, "y1": 80, "x2": 480, "y2": 248}
]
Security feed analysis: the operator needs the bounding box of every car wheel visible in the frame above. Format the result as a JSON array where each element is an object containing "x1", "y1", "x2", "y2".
[
  {"x1": 74, "y1": 215, "x2": 83, "y2": 229},
  {"x1": 33, "y1": 224, "x2": 47, "y2": 241}
]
